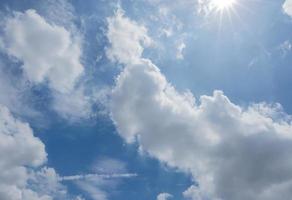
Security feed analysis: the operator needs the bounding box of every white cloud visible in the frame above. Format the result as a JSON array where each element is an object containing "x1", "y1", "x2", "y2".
[
  {"x1": 157, "y1": 193, "x2": 173, "y2": 200},
  {"x1": 183, "y1": 185, "x2": 204, "y2": 200},
  {"x1": 106, "y1": 8, "x2": 152, "y2": 65},
  {"x1": 283, "y1": 0, "x2": 292, "y2": 17},
  {"x1": 176, "y1": 41, "x2": 186, "y2": 60},
  {"x1": 0, "y1": 9, "x2": 93, "y2": 120},
  {"x1": 2, "y1": 9, "x2": 83, "y2": 93},
  {"x1": 26, "y1": 167, "x2": 68, "y2": 200},
  {"x1": 0, "y1": 104, "x2": 82, "y2": 199},
  {"x1": 108, "y1": 9, "x2": 292, "y2": 200},
  {"x1": 0, "y1": 104, "x2": 46, "y2": 200},
  {"x1": 59, "y1": 173, "x2": 137, "y2": 181}
]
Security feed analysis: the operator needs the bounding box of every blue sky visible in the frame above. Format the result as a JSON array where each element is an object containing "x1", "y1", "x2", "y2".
[{"x1": 1, "y1": 0, "x2": 292, "y2": 200}]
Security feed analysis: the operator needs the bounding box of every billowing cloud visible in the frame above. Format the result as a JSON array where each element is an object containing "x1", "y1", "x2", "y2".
[
  {"x1": 0, "y1": 9, "x2": 93, "y2": 120},
  {"x1": 283, "y1": 0, "x2": 292, "y2": 17},
  {"x1": 0, "y1": 104, "x2": 46, "y2": 199},
  {"x1": 183, "y1": 185, "x2": 204, "y2": 200},
  {"x1": 106, "y1": 9, "x2": 152, "y2": 65},
  {"x1": 108, "y1": 9, "x2": 292, "y2": 200},
  {"x1": 0, "y1": 105, "x2": 82, "y2": 199},
  {"x1": 2, "y1": 9, "x2": 83, "y2": 93}
]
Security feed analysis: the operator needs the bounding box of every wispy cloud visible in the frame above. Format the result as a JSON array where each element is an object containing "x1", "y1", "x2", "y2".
[{"x1": 59, "y1": 173, "x2": 138, "y2": 181}]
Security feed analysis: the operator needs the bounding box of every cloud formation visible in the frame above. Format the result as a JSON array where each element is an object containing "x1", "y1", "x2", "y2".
[
  {"x1": 157, "y1": 193, "x2": 173, "y2": 200},
  {"x1": 106, "y1": 9, "x2": 152, "y2": 65},
  {"x1": 108, "y1": 9, "x2": 292, "y2": 200},
  {"x1": 0, "y1": 9, "x2": 93, "y2": 120},
  {"x1": 0, "y1": 104, "x2": 46, "y2": 199},
  {"x1": 0, "y1": 104, "x2": 83, "y2": 200},
  {"x1": 2, "y1": 9, "x2": 83, "y2": 93},
  {"x1": 283, "y1": 0, "x2": 292, "y2": 17}
]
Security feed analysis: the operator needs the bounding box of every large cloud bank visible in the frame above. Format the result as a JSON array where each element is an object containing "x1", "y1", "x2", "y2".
[{"x1": 108, "y1": 9, "x2": 292, "y2": 200}]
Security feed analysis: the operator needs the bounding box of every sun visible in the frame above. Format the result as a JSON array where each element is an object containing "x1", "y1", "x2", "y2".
[{"x1": 211, "y1": 0, "x2": 236, "y2": 11}]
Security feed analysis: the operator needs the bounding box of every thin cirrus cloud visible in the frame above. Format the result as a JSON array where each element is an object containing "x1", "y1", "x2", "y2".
[
  {"x1": 107, "y1": 8, "x2": 292, "y2": 200},
  {"x1": 72, "y1": 157, "x2": 137, "y2": 200},
  {"x1": 59, "y1": 173, "x2": 138, "y2": 181}
]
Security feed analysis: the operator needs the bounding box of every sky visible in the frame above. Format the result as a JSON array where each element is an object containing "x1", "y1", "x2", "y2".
[{"x1": 1, "y1": 0, "x2": 292, "y2": 200}]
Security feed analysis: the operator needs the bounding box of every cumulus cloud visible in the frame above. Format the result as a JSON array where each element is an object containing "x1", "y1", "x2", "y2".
[
  {"x1": 106, "y1": 9, "x2": 152, "y2": 65},
  {"x1": 1, "y1": 9, "x2": 82, "y2": 93},
  {"x1": 2, "y1": 9, "x2": 83, "y2": 93},
  {"x1": 0, "y1": 104, "x2": 46, "y2": 199},
  {"x1": 183, "y1": 185, "x2": 204, "y2": 200},
  {"x1": 157, "y1": 193, "x2": 173, "y2": 200},
  {"x1": 0, "y1": 9, "x2": 93, "y2": 120},
  {"x1": 108, "y1": 9, "x2": 292, "y2": 200},
  {"x1": 283, "y1": 0, "x2": 292, "y2": 17},
  {"x1": 0, "y1": 105, "x2": 82, "y2": 199}
]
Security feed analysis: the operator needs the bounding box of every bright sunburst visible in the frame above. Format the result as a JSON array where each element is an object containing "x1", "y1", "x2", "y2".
[{"x1": 211, "y1": 0, "x2": 236, "y2": 11}]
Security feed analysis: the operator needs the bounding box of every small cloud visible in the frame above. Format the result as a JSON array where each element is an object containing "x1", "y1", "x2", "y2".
[
  {"x1": 283, "y1": 0, "x2": 292, "y2": 17},
  {"x1": 279, "y1": 40, "x2": 292, "y2": 57},
  {"x1": 176, "y1": 41, "x2": 186, "y2": 60},
  {"x1": 157, "y1": 193, "x2": 173, "y2": 200}
]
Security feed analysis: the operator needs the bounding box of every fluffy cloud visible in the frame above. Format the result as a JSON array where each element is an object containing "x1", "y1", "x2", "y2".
[
  {"x1": 108, "y1": 10, "x2": 292, "y2": 200},
  {"x1": 0, "y1": 105, "x2": 81, "y2": 199},
  {"x1": 106, "y1": 9, "x2": 152, "y2": 65},
  {"x1": 0, "y1": 104, "x2": 46, "y2": 199},
  {"x1": 283, "y1": 0, "x2": 292, "y2": 17},
  {"x1": 2, "y1": 9, "x2": 83, "y2": 93},
  {"x1": 0, "y1": 9, "x2": 92, "y2": 120},
  {"x1": 157, "y1": 193, "x2": 173, "y2": 200},
  {"x1": 183, "y1": 185, "x2": 204, "y2": 200}
]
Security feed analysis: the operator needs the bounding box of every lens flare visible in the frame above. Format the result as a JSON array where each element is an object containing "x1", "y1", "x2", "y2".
[{"x1": 211, "y1": 0, "x2": 236, "y2": 11}]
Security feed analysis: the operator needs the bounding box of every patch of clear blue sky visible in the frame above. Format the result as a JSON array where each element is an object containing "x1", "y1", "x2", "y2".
[{"x1": 1, "y1": 0, "x2": 292, "y2": 199}]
